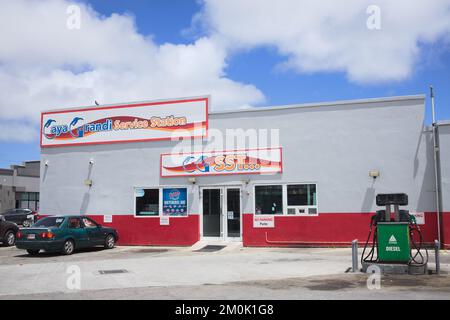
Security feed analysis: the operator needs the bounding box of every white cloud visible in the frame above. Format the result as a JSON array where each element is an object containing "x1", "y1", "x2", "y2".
[
  {"x1": 1, "y1": 0, "x2": 450, "y2": 143},
  {"x1": 0, "y1": 121, "x2": 38, "y2": 143},
  {"x1": 199, "y1": 0, "x2": 450, "y2": 83},
  {"x1": 0, "y1": 0, "x2": 265, "y2": 142}
]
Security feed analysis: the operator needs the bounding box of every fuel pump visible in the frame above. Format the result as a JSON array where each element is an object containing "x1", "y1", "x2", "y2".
[{"x1": 361, "y1": 193, "x2": 428, "y2": 274}]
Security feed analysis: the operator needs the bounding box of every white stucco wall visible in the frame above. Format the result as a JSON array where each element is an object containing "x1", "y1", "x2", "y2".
[{"x1": 39, "y1": 95, "x2": 436, "y2": 216}]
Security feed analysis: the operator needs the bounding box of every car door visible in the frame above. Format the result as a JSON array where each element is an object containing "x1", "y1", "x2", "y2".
[
  {"x1": 66, "y1": 217, "x2": 90, "y2": 248},
  {"x1": 81, "y1": 217, "x2": 105, "y2": 245},
  {"x1": 4, "y1": 210, "x2": 20, "y2": 224}
]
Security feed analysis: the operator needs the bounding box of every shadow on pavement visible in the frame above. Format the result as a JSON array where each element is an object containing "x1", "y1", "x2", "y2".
[{"x1": 14, "y1": 246, "x2": 107, "y2": 258}]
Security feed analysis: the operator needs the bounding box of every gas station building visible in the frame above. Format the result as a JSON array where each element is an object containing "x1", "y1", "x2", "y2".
[{"x1": 39, "y1": 95, "x2": 450, "y2": 248}]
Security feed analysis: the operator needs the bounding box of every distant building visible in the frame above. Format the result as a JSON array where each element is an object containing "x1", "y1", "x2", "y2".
[{"x1": 0, "y1": 161, "x2": 40, "y2": 213}]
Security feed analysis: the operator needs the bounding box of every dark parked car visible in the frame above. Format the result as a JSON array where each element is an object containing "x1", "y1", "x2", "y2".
[
  {"x1": 0, "y1": 215, "x2": 19, "y2": 246},
  {"x1": 16, "y1": 215, "x2": 119, "y2": 255},
  {"x1": 1, "y1": 208, "x2": 39, "y2": 227}
]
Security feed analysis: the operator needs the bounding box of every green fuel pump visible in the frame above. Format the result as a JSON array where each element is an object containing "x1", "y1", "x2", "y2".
[{"x1": 361, "y1": 193, "x2": 428, "y2": 274}]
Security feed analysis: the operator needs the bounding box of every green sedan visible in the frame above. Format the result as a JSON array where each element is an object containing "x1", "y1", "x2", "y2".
[{"x1": 15, "y1": 216, "x2": 119, "y2": 255}]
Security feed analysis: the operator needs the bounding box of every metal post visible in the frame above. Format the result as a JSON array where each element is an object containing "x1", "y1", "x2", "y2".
[
  {"x1": 435, "y1": 240, "x2": 440, "y2": 275},
  {"x1": 394, "y1": 204, "x2": 399, "y2": 222},
  {"x1": 385, "y1": 204, "x2": 391, "y2": 222},
  {"x1": 430, "y1": 86, "x2": 442, "y2": 245},
  {"x1": 352, "y1": 239, "x2": 358, "y2": 272}
]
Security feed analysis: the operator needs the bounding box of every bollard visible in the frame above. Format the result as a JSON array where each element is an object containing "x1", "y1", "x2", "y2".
[
  {"x1": 435, "y1": 240, "x2": 440, "y2": 275},
  {"x1": 352, "y1": 239, "x2": 358, "y2": 272}
]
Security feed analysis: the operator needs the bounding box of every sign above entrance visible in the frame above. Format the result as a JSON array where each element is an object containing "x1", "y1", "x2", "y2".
[
  {"x1": 160, "y1": 147, "x2": 282, "y2": 177},
  {"x1": 41, "y1": 96, "x2": 209, "y2": 147}
]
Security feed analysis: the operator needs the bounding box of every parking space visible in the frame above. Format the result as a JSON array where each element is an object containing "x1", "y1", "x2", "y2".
[
  {"x1": 0, "y1": 244, "x2": 448, "y2": 299},
  {"x1": 0, "y1": 245, "x2": 189, "y2": 266}
]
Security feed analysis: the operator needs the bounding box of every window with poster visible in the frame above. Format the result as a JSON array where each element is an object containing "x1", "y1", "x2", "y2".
[{"x1": 134, "y1": 187, "x2": 188, "y2": 217}]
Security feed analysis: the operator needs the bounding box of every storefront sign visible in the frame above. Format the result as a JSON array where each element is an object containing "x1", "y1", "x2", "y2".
[
  {"x1": 103, "y1": 215, "x2": 113, "y2": 223},
  {"x1": 163, "y1": 188, "x2": 188, "y2": 216},
  {"x1": 160, "y1": 147, "x2": 282, "y2": 177},
  {"x1": 41, "y1": 97, "x2": 208, "y2": 147},
  {"x1": 253, "y1": 215, "x2": 275, "y2": 228},
  {"x1": 410, "y1": 212, "x2": 425, "y2": 225}
]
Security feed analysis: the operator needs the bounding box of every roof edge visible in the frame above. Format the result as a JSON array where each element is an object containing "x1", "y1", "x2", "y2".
[
  {"x1": 210, "y1": 94, "x2": 426, "y2": 116},
  {"x1": 437, "y1": 120, "x2": 450, "y2": 126}
]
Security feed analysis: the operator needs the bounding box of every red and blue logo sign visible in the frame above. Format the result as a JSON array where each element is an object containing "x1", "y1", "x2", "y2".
[{"x1": 163, "y1": 188, "x2": 187, "y2": 216}]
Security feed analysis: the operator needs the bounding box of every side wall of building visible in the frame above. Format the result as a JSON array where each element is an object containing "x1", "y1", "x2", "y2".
[{"x1": 438, "y1": 124, "x2": 450, "y2": 248}]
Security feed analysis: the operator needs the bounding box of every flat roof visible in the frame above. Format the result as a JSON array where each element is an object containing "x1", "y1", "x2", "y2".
[
  {"x1": 210, "y1": 94, "x2": 426, "y2": 116},
  {"x1": 437, "y1": 120, "x2": 450, "y2": 126},
  {"x1": 42, "y1": 94, "x2": 426, "y2": 115}
]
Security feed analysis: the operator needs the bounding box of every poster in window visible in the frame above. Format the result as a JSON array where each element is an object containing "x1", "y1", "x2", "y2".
[{"x1": 163, "y1": 188, "x2": 187, "y2": 216}]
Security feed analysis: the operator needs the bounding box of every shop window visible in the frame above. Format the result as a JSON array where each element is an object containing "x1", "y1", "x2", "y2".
[
  {"x1": 135, "y1": 188, "x2": 160, "y2": 216},
  {"x1": 255, "y1": 185, "x2": 283, "y2": 215},
  {"x1": 162, "y1": 188, "x2": 188, "y2": 216},
  {"x1": 287, "y1": 184, "x2": 316, "y2": 206},
  {"x1": 287, "y1": 184, "x2": 318, "y2": 216},
  {"x1": 254, "y1": 183, "x2": 318, "y2": 216}
]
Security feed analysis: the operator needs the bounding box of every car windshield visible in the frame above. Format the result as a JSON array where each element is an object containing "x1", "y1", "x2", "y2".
[{"x1": 33, "y1": 217, "x2": 65, "y2": 228}]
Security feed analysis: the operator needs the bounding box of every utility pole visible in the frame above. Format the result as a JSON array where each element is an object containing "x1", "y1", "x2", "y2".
[{"x1": 430, "y1": 86, "x2": 442, "y2": 245}]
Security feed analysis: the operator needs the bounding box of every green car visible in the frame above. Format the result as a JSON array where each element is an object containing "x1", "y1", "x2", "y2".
[{"x1": 15, "y1": 216, "x2": 119, "y2": 255}]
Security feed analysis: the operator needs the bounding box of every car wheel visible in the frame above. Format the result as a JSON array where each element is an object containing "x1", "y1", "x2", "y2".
[
  {"x1": 62, "y1": 239, "x2": 75, "y2": 255},
  {"x1": 22, "y1": 220, "x2": 31, "y2": 227},
  {"x1": 4, "y1": 230, "x2": 16, "y2": 246},
  {"x1": 104, "y1": 234, "x2": 115, "y2": 249},
  {"x1": 27, "y1": 249, "x2": 39, "y2": 255}
]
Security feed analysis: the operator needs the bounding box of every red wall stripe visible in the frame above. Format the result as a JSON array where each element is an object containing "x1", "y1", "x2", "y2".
[
  {"x1": 242, "y1": 212, "x2": 443, "y2": 247},
  {"x1": 87, "y1": 214, "x2": 200, "y2": 246},
  {"x1": 37, "y1": 212, "x2": 449, "y2": 248}
]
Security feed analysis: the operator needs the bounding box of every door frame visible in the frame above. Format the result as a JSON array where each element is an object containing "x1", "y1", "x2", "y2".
[{"x1": 199, "y1": 185, "x2": 242, "y2": 241}]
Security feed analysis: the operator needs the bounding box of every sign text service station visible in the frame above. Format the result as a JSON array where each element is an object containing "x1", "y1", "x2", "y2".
[{"x1": 41, "y1": 97, "x2": 209, "y2": 147}]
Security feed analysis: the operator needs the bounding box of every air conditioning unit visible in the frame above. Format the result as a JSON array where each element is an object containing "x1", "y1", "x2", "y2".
[{"x1": 287, "y1": 206, "x2": 318, "y2": 216}]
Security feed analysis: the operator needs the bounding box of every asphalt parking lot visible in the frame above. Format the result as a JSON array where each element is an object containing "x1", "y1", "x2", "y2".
[{"x1": 0, "y1": 243, "x2": 449, "y2": 299}]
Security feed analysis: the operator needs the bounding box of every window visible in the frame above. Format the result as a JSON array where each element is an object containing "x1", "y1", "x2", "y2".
[
  {"x1": 82, "y1": 217, "x2": 98, "y2": 228},
  {"x1": 68, "y1": 218, "x2": 82, "y2": 229},
  {"x1": 16, "y1": 192, "x2": 39, "y2": 211},
  {"x1": 254, "y1": 183, "x2": 318, "y2": 216},
  {"x1": 287, "y1": 184, "x2": 316, "y2": 206},
  {"x1": 255, "y1": 185, "x2": 283, "y2": 215},
  {"x1": 287, "y1": 184, "x2": 317, "y2": 216},
  {"x1": 34, "y1": 217, "x2": 65, "y2": 228},
  {"x1": 135, "y1": 188, "x2": 160, "y2": 216}
]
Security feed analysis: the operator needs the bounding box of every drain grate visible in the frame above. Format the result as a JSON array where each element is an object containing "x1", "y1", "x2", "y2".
[
  {"x1": 98, "y1": 269, "x2": 128, "y2": 275},
  {"x1": 194, "y1": 245, "x2": 226, "y2": 252}
]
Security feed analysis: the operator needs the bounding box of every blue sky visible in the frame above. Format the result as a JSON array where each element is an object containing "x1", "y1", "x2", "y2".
[{"x1": 0, "y1": 0, "x2": 449, "y2": 168}]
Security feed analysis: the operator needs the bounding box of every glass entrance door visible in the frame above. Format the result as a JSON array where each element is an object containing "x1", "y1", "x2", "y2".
[
  {"x1": 202, "y1": 188, "x2": 222, "y2": 237},
  {"x1": 201, "y1": 187, "x2": 241, "y2": 240},
  {"x1": 226, "y1": 188, "x2": 241, "y2": 238}
]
